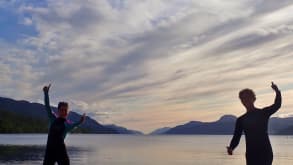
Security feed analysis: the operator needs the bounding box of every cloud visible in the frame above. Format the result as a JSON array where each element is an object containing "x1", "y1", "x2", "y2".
[
  {"x1": 1, "y1": 0, "x2": 293, "y2": 132},
  {"x1": 22, "y1": 17, "x2": 33, "y2": 25}
]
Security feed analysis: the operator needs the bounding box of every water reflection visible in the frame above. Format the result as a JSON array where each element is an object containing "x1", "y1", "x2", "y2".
[
  {"x1": 1, "y1": 135, "x2": 293, "y2": 165},
  {"x1": 0, "y1": 145, "x2": 89, "y2": 164}
]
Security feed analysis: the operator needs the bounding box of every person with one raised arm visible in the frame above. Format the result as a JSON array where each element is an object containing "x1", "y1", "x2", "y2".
[
  {"x1": 43, "y1": 84, "x2": 86, "y2": 165},
  {"x1": 227, "y1": 82, "x2": 281, "y2": 165}
]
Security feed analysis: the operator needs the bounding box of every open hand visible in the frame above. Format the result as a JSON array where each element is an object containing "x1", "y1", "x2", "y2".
[
  {"x1": 226, "y1": 146, "x2": 233, "y2": 155},
  {"x1": 80, "y1": 113, "x2": 86, "y2": 123},
  {"x1": 43, "y1": 84, "x2": 51, "y2": 93},
  {"x1": 271, "y1": 82, "x2": 279, "y2": 92}
]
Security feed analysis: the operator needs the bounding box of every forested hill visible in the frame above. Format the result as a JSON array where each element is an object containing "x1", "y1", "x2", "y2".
[
  {"x1": 0, "y1": 109, "x2": 48, "y2": 133},
  {"x1": 0, "y1": 97, "x2": 142, "y2": 134}
]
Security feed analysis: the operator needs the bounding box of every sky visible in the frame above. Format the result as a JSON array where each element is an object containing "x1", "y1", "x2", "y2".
[{"x1": 0, "y1": 0, "x2": 293, "y2": 133}]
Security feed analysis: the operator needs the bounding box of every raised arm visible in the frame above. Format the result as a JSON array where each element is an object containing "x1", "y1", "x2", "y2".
[
  {"x1": 264, "y1": 82, "x2": 282, "y2": 116},
  {"x1": 43, "y1": 84, "x2": 56, "y2": 123},
  {"x1": 227, "y1": 118, "x2": 243, "y2": 155}
]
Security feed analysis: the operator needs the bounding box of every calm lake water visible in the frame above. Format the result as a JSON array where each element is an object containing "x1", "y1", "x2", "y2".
[{"x1": 1, "y1": 134, "x2": 293, "y2": 165}]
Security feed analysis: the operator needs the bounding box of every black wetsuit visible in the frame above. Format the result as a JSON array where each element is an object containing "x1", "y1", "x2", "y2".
[
  {"x1": 229, "y1": 90, "x2": 281, "y2": 165},
  {"x1": 44, "y1": 118, "x2": 69, "y2": 165}
]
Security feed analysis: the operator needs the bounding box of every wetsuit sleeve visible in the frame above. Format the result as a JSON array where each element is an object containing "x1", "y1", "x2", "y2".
[
  {"x1": 263, "y1": 90, "x2": 282, "y2": 116},
  {"x1": 62, "y1": 121, "x2": 82, "y2": 139},
  {"x1": 229, "y1": 118, "x2": 243, "y2": 150},
  {"x1": 44, "y1": 91, "x2": 56, "y2": 123},
  {"x1": 65, "y1": 120, "x2": 82, "y2": 133}
]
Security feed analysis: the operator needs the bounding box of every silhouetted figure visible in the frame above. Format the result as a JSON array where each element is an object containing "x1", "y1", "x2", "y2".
[
  {"x1": 227, "y1": 82, "x2": 281, "y2": 165},
  {"x1": 43, "y1": 84, "x2": 86, "y2": 165}
]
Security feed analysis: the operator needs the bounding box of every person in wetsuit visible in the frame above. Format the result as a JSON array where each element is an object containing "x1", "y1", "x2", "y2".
[
  {"x1": 43, "y1": 84, "x2": 86, "y2": 165},
  {"x1": 227, "y1": 82, "x2": 281, "y2": 165}
]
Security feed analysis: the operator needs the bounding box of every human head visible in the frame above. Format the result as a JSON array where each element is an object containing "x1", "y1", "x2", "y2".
[
  {"x1": 58, "y1": 102, "x2": 68, "y2": 118},
  {"x1": 239, "y1": 88, "x2": 256, "y2": 109}
]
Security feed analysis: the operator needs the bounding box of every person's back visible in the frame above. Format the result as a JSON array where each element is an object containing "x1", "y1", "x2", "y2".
[
  {"x1": 237, "y1": 109, "x2": 274, "y2": 164},
  {"x1": 227, "y1": 82, "x2": 281, "y2": 165}
]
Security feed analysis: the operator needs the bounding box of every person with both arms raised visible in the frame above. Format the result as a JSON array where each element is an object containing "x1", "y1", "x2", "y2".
[
  {"x1": 43, "y1": 84, "x2": 86, "y2": 165},
  {"x1": 227, "y1": 82, "x2": 282, "y2": 165}
]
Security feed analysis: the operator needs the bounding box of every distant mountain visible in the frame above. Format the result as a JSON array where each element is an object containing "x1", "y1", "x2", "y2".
[
  {"x1": 149, "y1": 127, "x2": 171, "y2": 135},
  {"x1": 0, "y1": 96, "x2": 119, "y2": 134},
  {"x1": 165, "y1": 115, "x2": 237, "y2": 135},
  {"x1": 270, "y1": 117, "x2": 293, "y2": 134},
  {"x1": 163, "y1": 115, "x2": 293, "y2": 135},
  {"x1": 105, "y1": 124, "x2": 143, "y2": 135}
]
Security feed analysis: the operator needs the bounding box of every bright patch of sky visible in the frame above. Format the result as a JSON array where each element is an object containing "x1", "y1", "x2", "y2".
[{"x1": 1, "y1": 0, "x2": 293, "y2": 132}]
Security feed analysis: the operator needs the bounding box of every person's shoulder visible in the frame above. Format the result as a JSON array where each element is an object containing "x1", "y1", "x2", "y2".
[
  {"x1": 252, "y1": 107, "x2": 270, "y2": 115},
  {"x1": 237, "y1": 114, "x2": 247, "y2": 121},
  {"x1": 239, "y1": 113, "x2": 247, "y2": 118},
  {"x1": 260, "y1": 106, "x2": 271, "y2": 111}
]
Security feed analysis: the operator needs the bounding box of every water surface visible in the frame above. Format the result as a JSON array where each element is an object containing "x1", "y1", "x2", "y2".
[{"x1": 1, "y1": 134, "x2": 293, "y2": 165}]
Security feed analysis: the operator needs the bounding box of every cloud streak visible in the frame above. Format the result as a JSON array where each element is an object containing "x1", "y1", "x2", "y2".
[{"x1": 0, "y1": 0, "x2": 293, "y2": 132}]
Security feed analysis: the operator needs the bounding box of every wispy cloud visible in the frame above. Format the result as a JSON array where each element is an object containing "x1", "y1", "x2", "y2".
[{"x1": 1, "y1": 0, "x2": 293, "y2": 132}]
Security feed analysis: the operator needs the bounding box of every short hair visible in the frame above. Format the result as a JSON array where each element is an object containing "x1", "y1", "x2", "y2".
[
  {"x1": 239, "y1": 88, "x2": 255, "y2": 100},
  {"x1": 58, "y1": 102, "x2": 68, "y2": 110}
]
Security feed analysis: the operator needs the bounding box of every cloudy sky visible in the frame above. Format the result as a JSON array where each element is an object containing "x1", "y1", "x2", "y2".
[{"x1": 1, "y1": 0, "x2": 293, "y2": 133}]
